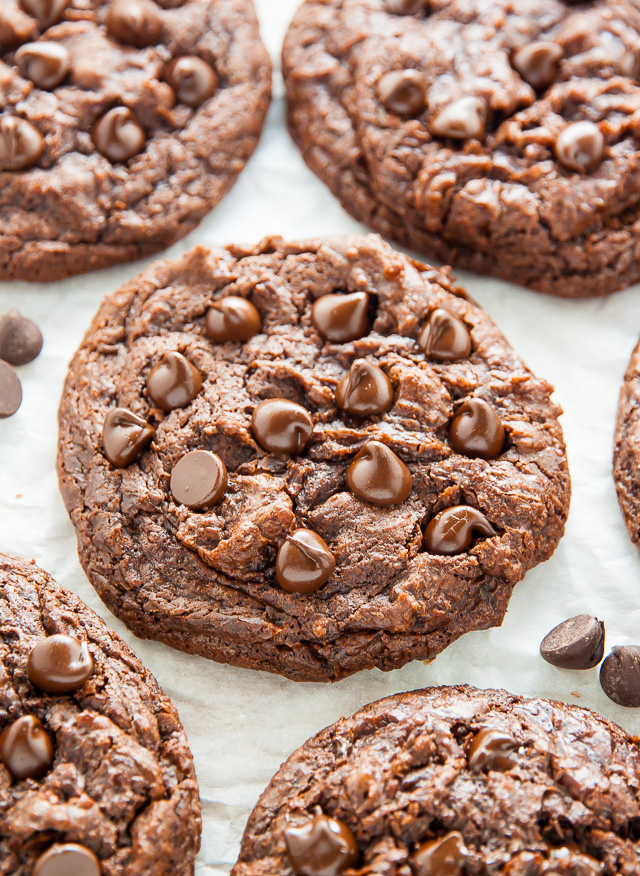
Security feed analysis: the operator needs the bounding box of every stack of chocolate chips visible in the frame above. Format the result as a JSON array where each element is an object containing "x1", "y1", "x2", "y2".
[{"x1": 0, "y1": 310, "x2": 43, "y2": 419}]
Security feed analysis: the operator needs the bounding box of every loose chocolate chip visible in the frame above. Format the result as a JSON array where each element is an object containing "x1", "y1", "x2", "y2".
[
  {"x1": 512, "y1": 41, "x2": 563, "y2": 91},
  {"x1": 555, "y1": 121, "x2": 603, "y2": 173},
  {"x1": 346, "y1": 440, "x2": 412, "y2": 506},
  {"x1": 378, "y1": 69, "x2": 427, "y2": 116},
  {"x1": 0, "y1": 715, "x2": 54, "y2": 781},
  {"x1": 33, "y1": 844, "x2": 101, "y2": 876},
  {"x1": 0, "y1": 115, "x2": 44, "y2": 171},
  {"x1": 146, "y1": 351, "x2": 202, "y2": 411},
  {"x1": 0, "y1": 360, "x2": 23, "y2": 419},
  {"x1": 205, "y1": 296, "x2": 261, "y2": 343},
  {"x1": 20, "y1": 0, "x2": 68, "y2": 29},
  {"x1": 467, "y1": 728, "x2": 518, "y2": 772},
  {"x1": 335, "y1": 359, "x2": 394, "y2": 416},
  {"x1": 170, "y1": 450, "x2": 228, "y2": 509},
  {"x1": 430, "y1": 97, "x2": 486, "y2": 140},
  {"x1": 102, "y1": 408, "x2": 155, "y2": 467},
  {"x1": 251, "y1": 398, "x2": 313, "y2": 455},
  {"x1": 312, "y1": 292, "x2": 370, "y2": 343},
  {"x1": 92, "y1": 107, "x2": 146, "y2": 163},
  {"x1": 284, "y1": 814, "x2": 359, "y2": 876},
  {"x1": 164, "y1": 56, "x2": 218, "y2": 107},
  {"x1": 423, "y1": 505, "x2": 496, "y2": 555},
  {"x1": 411, "y1": 832, "x2": 468, "y2": 876},
  {"x1": 418, "y1": 308, "x2": 471, "y2": 362},
  {"x1": 385, "y1": 0, "x2": 429, "y2": 13},
  {"x1": 449, "y1": 398, "x2": 505, "y2": 459},
  {"x1": 0, "y1": 309, "x2": 43, "y2": 365},
  {"x1": 27, "y1": 634, "x2": 94, "y2": 694},
  {"x1": 600, "y1": 646, "x2": 640, "y2": 707},
  {"x1": 540, "y1": 615, "x2": 605, "y2": 670},
  {"x1": 106, "y1": 0, "x2": 162, "y2": 48},
  {"x1": 276, "y1": 530, "x2": 336, "y2": 594},
  {"x1": 15, "y1": 42, "x2": 70, "y2": 90}
]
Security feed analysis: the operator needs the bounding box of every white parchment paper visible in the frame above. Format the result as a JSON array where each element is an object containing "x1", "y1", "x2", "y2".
[{"x1": 2, "y1": 3, "x2": 640, "y2": 871}]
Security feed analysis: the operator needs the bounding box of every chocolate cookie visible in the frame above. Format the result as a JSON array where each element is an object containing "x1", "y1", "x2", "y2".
[
  {"x1": 233, "y1": 685, "x2": 640, "y2": 875},
  {"x1": 0, "y1": 0, "x2": 271, "y2": 282},
  {"x1": 613, "y1": 335, "x2": 640, "y2": 547},
  {"x1": 283, "y1": 0, "x2": 640, "y2": 298},
  {"x1": 57, "y1": 234, "x2": 570, "y2": 682},
  {"x1": 0, "y1": 552, "x2": 201, "y2": 874}
]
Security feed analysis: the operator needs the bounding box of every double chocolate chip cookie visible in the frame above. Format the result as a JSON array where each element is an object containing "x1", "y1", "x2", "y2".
[
  {"x1": 0, "y1": 0, "x2": 271, "y2": 281},
  {"x1": 0, "y1": 552, "x2": 201, "y2": 875},
  {"x1": 57, "y1": 234, "x2": 570, "y2": 682},
  {"x1": 233, "y1": 685, "x2": 640, "y2": 875},
  {"x1": 614, "y1": 336, "x2": 640, "y2": 548},
  {"x1": 283, "y1": 0, "x2": 640, "y2": 298}
]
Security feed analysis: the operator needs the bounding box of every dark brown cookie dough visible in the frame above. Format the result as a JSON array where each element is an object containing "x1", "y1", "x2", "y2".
[
  {"x1": 613, "y1": 336, "x2": 640, "y2": 547},
  {"x1": 283, "y1": 0, "x2": 640, "y2": 298},
  {"x1": 57, "y1": 234, "x2": 570, "y2": 682},
  {"x1": 0, "y1": 0, "x2": 271, "y2": 282},
  {"x1": 0, "y1": 552, "x2": 201, "y2": 876},
  {"x1": 232, "y1": 685, "x2": 640, "y2": 875}
]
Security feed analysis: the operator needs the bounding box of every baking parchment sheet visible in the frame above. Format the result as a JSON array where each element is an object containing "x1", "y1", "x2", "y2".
[{"x1": 2, "y1": 2, "x2": 640, "y2": 871}]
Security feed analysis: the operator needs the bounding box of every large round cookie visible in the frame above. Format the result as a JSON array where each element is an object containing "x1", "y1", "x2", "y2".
[
  {"x1": 614, "y1": 336, "x2": 640, "y2": 547},
  {"x1": 233, "y1": 685, "x2": 640, "y2": 875},
  {"x1": 57, "y1": 234, "x2": 570, "y2": 682},
  {"x1": 283, "y1": 0, "x2": 640, "y2": 298},
  {"x1": 0, "y1": 552, "x2": 201, "y2": 875},
  {"x1": 0, "y1": 0, "x2": 271, "y2": 281}
]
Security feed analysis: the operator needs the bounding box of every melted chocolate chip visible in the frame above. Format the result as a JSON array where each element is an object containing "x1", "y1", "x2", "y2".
[
  {"x1": 92, "y1": 107, "x2": 146, "y2": 163},
  {"x1": 0, "y1": 360, "x2": 23, "y2": 419},
  {"x1": 33, "y1": 844, "x2": 101, "y2": 876},
  {"x1": 0, "y1": 310, "x2": 42, "y2": 366},
  {"x1": 423, "y1": 505, "x2": 496, "y2": 555},
  {"x1": 0, "y1": 715, "x2": 54, "y2": 781},
  {"x1": 385, "y1": 0, "x2": 429, "y2": 13},
  {"x1": 600, "y1": 646, "x2": 640, "y2": 707},
  {"x1": 467, "y1": 728, "x2": 518, "y2": 772},
  {"x1": 555, "y1": 121, "x2": 603, "y2": 173},
  {"x1": 448, "y1": 398, "x2": 505, "y2": 459},
  {"x1": 0, "y1": 115, "x2": 44, "y2": 171},
  {"x1": 378, "y1": 69, "x2": 427, "y2": 116},
  {"x1": 418, "y1": 308, "x2": 471, "y2": 362},
  {"x1": 102, "y1": 408, "x2": 155, "y2": 467},
  {"x1": 20, "y1": 0, "x2": 68, "y2": 29},
  {"x1": 430, "y1": 97, "x2": 486, "y2": 140},
  {"x1": 284, "y1": 814, "x2": 359, "y2": 876},
  {"x1": 27, "y1": 634, "x2": 94, "y2": 694},
  {"x1": 164, "y1": 56, "x2": 218, "y2": 107},
  {"x1": 411, "y1": 832, "x2": 468, "y2": 876},
  {"x1": 205, "y1": 296, "x2": 261, "y2": 343},
  {"x1": 540, "y1": 615, "x2": 605, "y2": 670},
  {"x1": 335, "y1": 359, "x2": 394, "y2": 416},
  {"x1": 146, "y1": 351, "x2": 202, "y2": 411},
  {"x1": 251, "y1": 398, "x2": 313, "y2": 455},
  {"x1": 170, "y1": 450, "x2": 228, "y2": 509},
  {"x1": 512, "y1": 41, "x2": 563, "y2": 91},
  {"x1": 276, "y1": 530, "x2": 336, "y2": 594},
  {"x1": 106, "y1": 0, "x2": 162, "y2": 47},
  {"x1": 15, "y1": 42, "x2": 70, "y2": 89},
  {"x1": 346, "y1": 441, "x2": 413, "y2": 506},
  {"x1": 312, "y1": 292, "x2": 370, "y2": 343}
]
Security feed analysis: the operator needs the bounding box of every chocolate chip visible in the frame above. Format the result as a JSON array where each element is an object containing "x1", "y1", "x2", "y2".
[
  {"x1": 251, "y1": 398, "x2": 313, "y2": 455},
  {"x1": 449, "y1": 398, "x2": 505, "y2": 459},
  {"x1": 205, "y1": 296, "x2": 261, "y2": 343},
  {"x1": 92, "y1": 107, "x2": 146, "y2": 163},
  {"x1": 0, "y1": 115, "x2": 44, "y2": 171},
  {"x1": 346, "y1": 440, "x2": 412, "y2": 506},
  {"x1": 378, "y1": 69, "x2": 427, "y2": 116},
  {"x1": 27, "y1": 634, "x2": 94, "y2": 693},
  {"x1": 418, "y1": 308, "x2": 471, "y2": 362},
  {"x1": 102, "y1": 408, "x2": 155, "y2": 467},
  {"x1": 164, "y1": 56, "x2": 218, "y2": 107},
  {"x1": 312, "y1": 292, "x2": 370, "y2": 343},
  {"x1": 284, "y1": 814, "x2": 359, "y2": 876},
  {"x1": 15, "y1": 42, "x2": 70, "y2": 90},
  {"x1": 276, "y1": 530, "x2": 336, "y2": 594},
  {"x1": 33, "y1": 844, "x2": 101, "y2": 876},
  {"x1": 335, "y1": 359, "x2": 394, "y2": 416},
  {"x1": 430, "y1": 97, "x2": 486, "y2": 140},
  {"x1": 540, "y1": 615, "x2": 605, "y2": 670},
  {"x1": 0, "y1": 309, "x2": 43, "y2": 365},
  {"x1": 423, "y1": 505, "x2": 496, "y2": 555},
  {"x1": 555, "y1": 121, "x2": 603, "y2": 173},
  {"x1": 411, "y1": 832, "x2": 468, "y2": 876},
  {"x1": 146, "y1": 351, "x2": 202, "y2": 411},
  {"x1": 0, "y1": 360, "x2": 23, "y2": 419},
  {"x1": 0, "y1": 715, "x2": 54, "y2": 781},
  {"x1": 512, "y1": 41, "x2": 563, "y2": 91},
  {"x1": 467, "y1": 728, "x2": 518, "y2": 772},
  {"x1": 105, "y1": 0, "x2": 162, "y2": 47},
  {"x1": 385, "y1": 0, "x2": 429, "y2": 13},
  {"x1": 20, "y1": 0, "x2": 68, "y2": 29},
  {"x1": 600, "y1": 646, "x2": 640, "y2": 707},
  {"x1": 170, "y1": 450, "x2": 228, "y2": 510}
]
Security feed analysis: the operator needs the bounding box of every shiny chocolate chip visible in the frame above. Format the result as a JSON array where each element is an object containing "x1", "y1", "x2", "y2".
[
  {"x1": 467, "y1": 728, "x2": 518, "y2": 772},
  {"x1": 449, "y1": 398, "x2": 505, "y2": 459},
  {"x1": 146, "y1": 351, "x2": 202, "y2": 411},
  {"x1": 92, "y1": 107, "x2": 146, "y2": 163},
  {"x1": 0, "y1": 360, "x2": 23, "y2": 419},
  {"x1": 33, "y1": 844, "x2": 101, "y2": 876},
  {"x1": 423, "y1": 506, "x2": 496, "y2": 555},
  {"x1": 106, "y1": 0, "x2": 162, "y2": 47},
  {"x1": 385, "y1": 0, "x2": 429, "y2": 12},
  {"x1": 251, "y1": 398, "x2": 313, "y2": 455},
  {"x1": 335, "y1": 359, "x2": 394, "y2": 416},
  {"x1": 15, "y1": 41, "x2": 70, "y2": 89},
  {"x1": 346, "y1": 440, "x2": 412, "y2": 506},
  {"x1": 430, "y1": 97, "x2": 486, "y2": 140},
  {"x1": 512, "y1": 41, "x2": 563, "y2": 91},
  {"x1": 164, "y1": 56, "x2": 218, "y2": 107},
  {"x1": 0, "y1": 715, "x2": 54, "y2": 781},
  {"x1": 540, "y1": 615, "x2": 605, "y2": 670},
  {"x1": 411, "y1": 832, "x2": 468, "y2": 876},
  {"x1": 20, "y1": 0, "x2": 68, "y2": 29},
  {"x1": 0, "y1": 115, "x2": 44, "y2": 171},
  {"x1": 600, "y1": 646, "x2": 640, "y2": 707},
  {"x1": 284, "y1": 814, "x2": 359, "y2": 876},
  {"x1": 378, "y1": 69, "x2": 426, "y2": 116},
  {"x1": 205, "y1": 296, "x2": 261, "y2": 343},
  {"x1": 276, "y1": 530, "x2": 336, "y2": 594},
  {"x1": 27, "y1": 634, "x2": 94, "y2": 693},
  {"x1": 555, "y1": 121, "x2": 603, "y2": 173},
  {"x1": 0, "y1": 310, "x2": 43, "y2": 365},
  {"x1": 102, "y1": 408, "x2": 155, "y2": 468},
  {"x1": 170, "y1": 450, "x2": 228, "y2": 510},
  {"x1": 418, "y1": 308, "x2": 471, "y2": 362},
  {"x1": 312, "y1": 292, "x2": 370, "y2": 343}
]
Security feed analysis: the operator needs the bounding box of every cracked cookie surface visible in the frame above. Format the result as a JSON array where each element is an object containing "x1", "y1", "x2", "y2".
[{"x1": 614, "y1": 336, "x2": 640, "y2": 549}]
